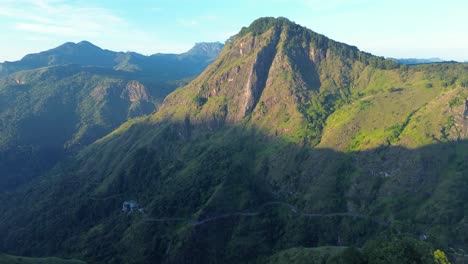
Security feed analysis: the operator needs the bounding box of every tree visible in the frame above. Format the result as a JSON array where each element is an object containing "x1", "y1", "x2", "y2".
[
  {"x1": 363, "y1": 236, "x2": 434, "y2": 264},
  {"x1": 327, "y1": 247, "x2": 366, "y2": 264},
  {"x1": 434, "y1": 249, "x2": 450, "y2": 264}
]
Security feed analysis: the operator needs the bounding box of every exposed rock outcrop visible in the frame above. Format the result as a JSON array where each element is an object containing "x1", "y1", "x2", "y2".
[{"x1": 124, "y1": 81, "x2": 150, "y2": 102}]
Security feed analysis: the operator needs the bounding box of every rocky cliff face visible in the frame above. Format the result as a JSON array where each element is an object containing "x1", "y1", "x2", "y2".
[
  {"x1": 156, "y1": 18, "x2": 386, "y2": 143},
  {"x1": 0, "y1": 17, "x2": 467, "y2": 264},
  {"x1": 124, "y1": 81, "x2": 150, "y2": 102}
]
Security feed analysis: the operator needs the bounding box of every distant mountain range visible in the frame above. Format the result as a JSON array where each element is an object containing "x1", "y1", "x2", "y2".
[
  {"x1": 1, "y1": 17, "x2": 467, "y2": 264},
  {"x1": 0, "y1": 17, "x2": 468, "y2": 264},
  {"x1": 0, "y1": 41, "x2": 224, "y2": 77},
  {"x1": 0, "y1": 41, "x2": 223, "y2": 190},
  {"x1": 388, "y1": 57, "x2": 446, "y2": 65}
]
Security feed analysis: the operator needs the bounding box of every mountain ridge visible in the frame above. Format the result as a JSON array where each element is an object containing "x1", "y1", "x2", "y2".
[
  {"x1": 152, "y1": 17, "x2": 400, "y2": 144},
  {"x1": 0, "y1": 40, "x2": 223, "y2": 191},
  {"x1": 0, "y1": 41, "x2": 224, "y2": 76},
  {"x1": 0, "y1": 17, "x2": 467, "y2": 264}
]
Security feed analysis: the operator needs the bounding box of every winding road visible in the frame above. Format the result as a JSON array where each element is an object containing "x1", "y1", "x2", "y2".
[
  {"x1": 141, "y1": 201, "x2": 389, "y2": 227},
  {"x1": 90, "y1": 194, "x2": 389, "y2": 227}
]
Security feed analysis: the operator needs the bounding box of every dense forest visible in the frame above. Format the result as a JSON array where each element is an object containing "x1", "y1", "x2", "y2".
[{"x1": 0, "y1": 17, "x2": 466, "y2": 264}]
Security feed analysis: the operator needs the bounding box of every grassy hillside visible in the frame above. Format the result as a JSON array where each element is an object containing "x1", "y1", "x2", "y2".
[
  {"x1": 258, "y1": 246, "x2": 347, "y2": 264},
  {"x1": 1, "y1": 121, "x2": 464, "y2": 263},
  {"x1": 0, "y1": 64, "x2": 197, "y2": 190},
  {"x1": 0, "y1": 17, "x2": 466, "y2": 264},
  {"x1": 320, "y1": 64, "x2": 468, "y2": 150},
  {"x1": 0, "y1": 41, "x2": 223, "y2": 191},
  {"x1": 0, "y1": 65, "x2": 157, "y2": 190}
]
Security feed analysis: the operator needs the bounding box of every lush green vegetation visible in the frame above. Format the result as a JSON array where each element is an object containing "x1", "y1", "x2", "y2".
[
  {"x1": 0, "y1": 66, "x2": 156, "y2": 190},
  {"x1": 259, "y1": 235, "x2": 447, "y2": 264},
  {"x1": 0, "y1": 42, "x2": 222, "y2": 191},
  {"x1": 0, "y1": 17, "x2": 467, "y2": 264},
  {"x1": 258, "y1": 246, "x2": 349, "y2": 264},
  {"x1": 1, "y1": 120, "x2": 465, "y2": 263}
]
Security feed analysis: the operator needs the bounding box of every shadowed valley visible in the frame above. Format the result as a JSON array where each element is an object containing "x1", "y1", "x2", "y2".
[{"x1": 0, "y1": 17, "x2": 467, "y2": 264}]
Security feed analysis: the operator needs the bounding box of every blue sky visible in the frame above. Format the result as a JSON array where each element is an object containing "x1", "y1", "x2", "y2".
[{"x1": 0, "y1": 0, "x2": 467, "y2": 62}]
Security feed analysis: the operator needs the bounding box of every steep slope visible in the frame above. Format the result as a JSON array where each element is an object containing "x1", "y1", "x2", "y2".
[
  {"x1": 319, "y1": 63, "x2": 468, "y2": 150},
  {"x1": 0, "y1": 17, "x2": 467, "y2": 264},
  {"x1": 0, "y1": 65, "x2": 157, "y2": 190},
  {"x1": 154, "y1": 17, "x2": 398, "y2": 144},
  {"x1": 0, "y1": 42, "x2": 222, "y2": 191},
  {"x1": 0, "y1": 41, "x2": 223, "y2": 77}
]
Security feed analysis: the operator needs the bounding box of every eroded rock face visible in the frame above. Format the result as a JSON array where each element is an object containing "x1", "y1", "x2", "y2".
[
  {"x1": 124, "y1": 81, "x2": 150, "y2": 102},
  {"x1": 237, "y1": 31, "x2": 280, "y2": 120},
  {"x1": 197, "y1": 30, "x2": 282, "y2": 123},
  {"x1": 309, "y1": 47, "x2": 326, "y2": 64}
]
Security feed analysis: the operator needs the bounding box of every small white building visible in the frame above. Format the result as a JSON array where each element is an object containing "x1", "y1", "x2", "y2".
[{"x1": 122, "y1": 200, "x2": 139, "y2": 213}]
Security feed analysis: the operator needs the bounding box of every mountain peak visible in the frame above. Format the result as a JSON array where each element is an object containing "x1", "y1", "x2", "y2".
[
  {"x1": 35, "y1": 41, "x2": 103, "y2": 58},
  {"x1": 0, "y1": 40, "x2": 224, "y2": 77},
  {"x1": 77, "y1": 40, "x2": 101, "y2": 49},
  {"x1": 247, "y1": 17, "x2": 293, "y2": 29},
  {"x1": 181, "y1": 42, "x2": 224, "y2": 60},
  {"x1": 55, "y1": 40, "x2": 102, "y2": 51},
  {"x1": 235, "y1": 17, "x2": 294, "y2": 38},
  {"x1": 159, "y1": 17, "x2": 399, "y2": 142},
  {"x1": 1, "y1": 16, "x2": 467, "y2": 264},
  {"x1": 192, "y1": 42, "x2": 224, "y2": 50}
]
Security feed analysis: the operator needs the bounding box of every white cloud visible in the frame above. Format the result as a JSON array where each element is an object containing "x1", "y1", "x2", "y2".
[
  {"x1": 0, "y1": 0, "x2": 180, "y2": 61},
  {"x1": 0, "y1": 0, "x2": 125, "y2": 38}
]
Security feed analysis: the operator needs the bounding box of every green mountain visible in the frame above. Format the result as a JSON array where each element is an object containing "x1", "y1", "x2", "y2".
[
  {"x1": 0, "y1": 41, "x2": 224, "y2": 77},
  {"x1": 0, "y1": 17, "x2": 467, "y2": 264},
  {"x1": 0, "y1": 43, "x2": 222, "y2": 190},
  {"x1": 0, "y1": 65, "x2": 153, "y2": 190}
]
